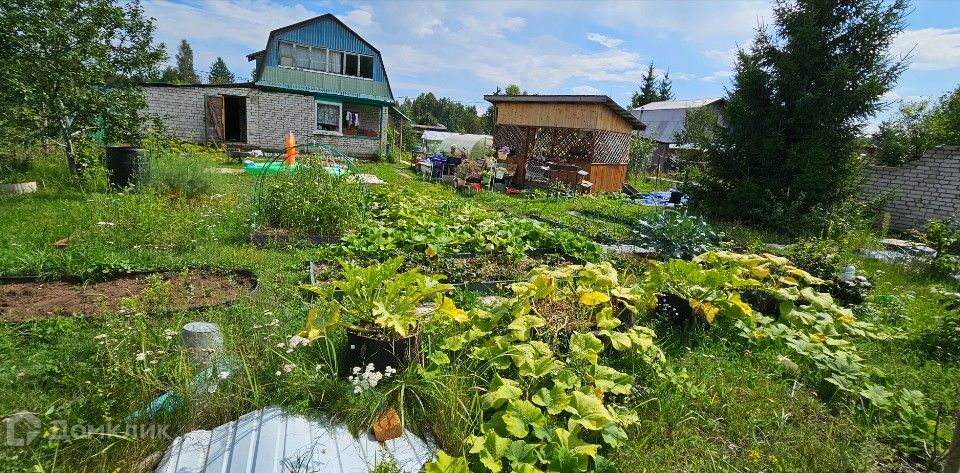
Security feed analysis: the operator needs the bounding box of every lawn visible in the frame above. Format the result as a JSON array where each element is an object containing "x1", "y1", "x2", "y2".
[{"x1": 0, "y1": 151, "x2": 957, "y2": 472}]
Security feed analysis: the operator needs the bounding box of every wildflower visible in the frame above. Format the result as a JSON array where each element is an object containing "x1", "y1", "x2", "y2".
[
  {"x1": 288, "y1": 335, "x2": 309, "y2": 350},
  {"x1": 93, "y1": 334, "x2": 107, "y2": 340},
  {"x1": 218, "y1": 371, "x2": 231, "y2": 379},
  {"x1": 276, "y1": 342, "x2": 285, "y2": 349},
  {"x1": 163, "y1": 328, "x2": 177, "y2": 340},
  {"x1": 135, "y1": 352, "x2": 146, "y2": 362},
  {"x1": 282, "y1": 363, "x2": 296, "y2": 373},
  {"x1": 275, "y1": 370, "x2": 282, "y2": 376}
]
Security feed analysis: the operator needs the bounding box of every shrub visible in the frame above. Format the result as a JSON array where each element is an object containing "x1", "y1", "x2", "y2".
[
  {"x1": 260, "y1": 164, "x2": 366, "y2": 236},
  {"x1": 914, "y1": 290, "x2": 960, "y2": 363},
  {"x1": 632, "y1": 210, "x2": 720, "y2": 260},
  {"x1": 923, "y1": 219, "x2": 960, "y2": 276}
]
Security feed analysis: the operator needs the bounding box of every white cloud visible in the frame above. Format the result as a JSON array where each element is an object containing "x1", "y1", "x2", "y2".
[
  {"x1": 572, "y1": 85, "x2": 602, "y2": 94},
  {"x1": 893, "y1": 28, "x2": 960, "y2": 71},
  {"x1": 342, "y1": 5, "x2": 374, "y2": 28},
  {"x1": 699, "y1": 70, "x2": 734, "y2": 82},
  {"x1": 586, "y1": 32, "x2": 623, "y2": 48}
]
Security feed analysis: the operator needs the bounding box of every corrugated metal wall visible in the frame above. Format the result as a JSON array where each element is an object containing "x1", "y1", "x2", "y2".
[{"x1": 262, "y1": 17, "x2": 386, "y2": 83}]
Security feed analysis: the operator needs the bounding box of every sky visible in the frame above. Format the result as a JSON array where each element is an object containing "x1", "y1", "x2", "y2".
[{"x1": 143, "y1": 0, "x2": 960, "y2": 128}]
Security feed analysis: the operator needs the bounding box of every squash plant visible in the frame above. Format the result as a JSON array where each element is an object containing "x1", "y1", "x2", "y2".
[
  {"x1": 299, "y1": 256, "x2": 453, "y2": 340},
  {"x1": 424, "y1": 263, "x2": 671, "y2": 472}
]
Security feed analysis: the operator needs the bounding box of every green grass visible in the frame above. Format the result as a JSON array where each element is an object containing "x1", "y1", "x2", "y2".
[{"x1": 0, "y1": 156, "x2": 957, "y2": 471}]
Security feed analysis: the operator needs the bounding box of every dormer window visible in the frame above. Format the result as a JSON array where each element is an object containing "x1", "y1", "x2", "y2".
[{"x1": 278, "y1": 40, "x2": 374, "y2": 79}]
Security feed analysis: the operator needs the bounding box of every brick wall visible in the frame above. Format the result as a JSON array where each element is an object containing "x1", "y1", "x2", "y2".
[
  {"x1": 861, "y1": 146, "x2": 960, "y2": 230},
  {"x1": 143, "y1": 85, "x2": 385, "y2": 157}
]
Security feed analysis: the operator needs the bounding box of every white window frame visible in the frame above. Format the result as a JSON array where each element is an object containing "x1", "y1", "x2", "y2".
[
  {"x1": 315, "y1": 100, "x2": 343, "y2": 136},
  {"x1": 277, "y1": 40, "x2": 375, "y2": 81}
]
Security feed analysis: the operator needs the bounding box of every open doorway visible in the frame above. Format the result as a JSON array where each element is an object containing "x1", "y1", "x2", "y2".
[{"x1": 223, "y1": 95, "x2": 247, "y2": 143}]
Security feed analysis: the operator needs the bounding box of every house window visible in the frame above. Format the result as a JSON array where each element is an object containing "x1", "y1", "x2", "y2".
[
  {"x1": 278, "y1": 40, "x2": 374, "y2": 79},
  {"x1": 359, "y1": 56, "x2": 374, "y2": 79},
  {"x1": 344, "y1": 53, "x2": 359, "y2": 77},
  {"x1": 328, "y1": 51, "x2": 343, "y2": 74},
  {"x1": 316, "y1": 101, "x2": 342, "y2": 134}
]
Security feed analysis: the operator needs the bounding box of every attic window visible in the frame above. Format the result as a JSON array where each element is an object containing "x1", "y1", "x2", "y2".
[{"x1": 278, "y1": 40, "x2": 374, "y2": 79}]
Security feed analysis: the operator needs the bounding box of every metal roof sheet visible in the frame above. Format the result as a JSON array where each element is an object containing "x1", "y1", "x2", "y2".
[
  {"x1": 154, "y1": 406, "x2": 434, "y2": 473},
  {"x1": 483, "y1": 95, "x2": 644, "y2": 130},
  {"x1": 631, "y1": 98, "x2": 725, "y2": 143}
]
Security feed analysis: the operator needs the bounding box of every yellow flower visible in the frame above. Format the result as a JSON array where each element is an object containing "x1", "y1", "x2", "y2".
[
  {"x1": 424, "y1": 246, "x2": 437, "y2": 258},
  {"x1": 579, "y1": 291, "x2": 610, "y2": 306},
  {"x1": 751, "y1": 330, "x2": 763, "y2": 340},
  {"x1": 838, "y1": 314, "x2": 855, "y2": 324},
  {"x1": 810, "y1": 333, "x2": 827, "y2": 343}
]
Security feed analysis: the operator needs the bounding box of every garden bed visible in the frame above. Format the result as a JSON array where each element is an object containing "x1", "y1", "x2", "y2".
[
  {"x1": 251, "y1": 227, "x2": 342, "y2": 247},
  {"x1": 0, "y1": 269, "x2": 257, "y2": 322}
]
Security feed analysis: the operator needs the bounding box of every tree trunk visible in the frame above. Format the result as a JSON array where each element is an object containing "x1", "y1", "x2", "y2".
[
  {"x1": 63, "y1": 130, "x2": 78, "y2": 176},
  {"x1": 945, "y1": 410, "x2": 960, "y2": 473}
]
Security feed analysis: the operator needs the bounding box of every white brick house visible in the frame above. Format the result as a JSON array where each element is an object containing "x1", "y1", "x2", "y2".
[{"x1": 142, "y1": 14, "x2": 407, "y2": 157}]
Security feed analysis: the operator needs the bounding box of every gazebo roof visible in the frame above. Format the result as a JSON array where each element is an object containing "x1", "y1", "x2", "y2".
[{"x1": 484, "y1": 95, "x2": 644, "y2": 130}]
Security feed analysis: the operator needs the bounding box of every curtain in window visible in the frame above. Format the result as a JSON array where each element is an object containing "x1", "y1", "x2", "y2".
[{"x1": 317, "y1": 103, "x2": 339, "y2": 132}]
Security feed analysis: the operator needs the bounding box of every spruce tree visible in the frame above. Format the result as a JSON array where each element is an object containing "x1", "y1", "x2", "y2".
[
  {"x1": 656, "y1": 71, "x2": 673, "y2": 101},
  {"x1": 175, "y1": 39, "x2": 199, "y2": 84},
  {"x1": 208, "y1": 57, "x2": 234, "y2": 84},
  {"x1": 700, "y1": 0, "x2": 908, "y2": 232},
  {"x1": 632, "y1": 63, "x2": 661, "y2": 108}
]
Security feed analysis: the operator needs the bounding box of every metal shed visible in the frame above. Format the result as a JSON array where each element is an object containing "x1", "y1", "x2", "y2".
[{"x1": 632, "y1": 98, "x2": 725, "y2": 144}]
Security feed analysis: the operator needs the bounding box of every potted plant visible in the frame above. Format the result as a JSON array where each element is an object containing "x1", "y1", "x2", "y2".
[
  {"x1": 301, "y1": 257, "x2": 455, "y2": 373},
  {"x1": 0, "y1": 151, "x2": 36, "y2": 195}
]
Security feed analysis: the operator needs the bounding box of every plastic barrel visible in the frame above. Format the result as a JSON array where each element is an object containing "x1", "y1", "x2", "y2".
[{"x1": 105, "y1": 146, "x2": 149, "y2": 190}]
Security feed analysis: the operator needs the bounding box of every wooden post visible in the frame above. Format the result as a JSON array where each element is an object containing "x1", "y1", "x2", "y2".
[{"x1": 945, "y1": 410, "x2": 960, "y2": 473}]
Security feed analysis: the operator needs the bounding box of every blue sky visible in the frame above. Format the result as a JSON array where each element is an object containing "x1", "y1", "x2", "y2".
[{"x1": 143, "y1": 0, "x2": 960, "y2": 128}]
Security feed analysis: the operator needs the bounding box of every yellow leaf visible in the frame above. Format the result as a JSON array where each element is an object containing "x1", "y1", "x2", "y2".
[
  {"x1": 750, "y1": 265, "x2": 771, "y2": 279},
  {"x1": 579, "y1": 291, "x2": 610, "y2": 306},
  {"x1": 424, "y1": 245, "x2": 437, "y2": 258},
  {"x1": 438, "y1": 296, "x2": 468, "y2": 323},
  {"x1": 689, "y1": 298, "x2": 720, "y2": 323},
  {"x1": 729, "y1": 292, "x2": 753, "y2": 317},
  {"x1": 838, "y1": 315, "x2": 855, "y2": 324},
  {"x1": 778, "y1": 276, "x2": 799, "y2": 286}
]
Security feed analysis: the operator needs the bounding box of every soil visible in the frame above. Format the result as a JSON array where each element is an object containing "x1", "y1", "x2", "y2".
[{"x1": 0, "y1": 270, "x2": 256, "y2": 322}]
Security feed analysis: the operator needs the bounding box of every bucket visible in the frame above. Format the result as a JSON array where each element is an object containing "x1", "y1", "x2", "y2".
[{"x1": 105, "y1": 146, "x2": 149, "y2": 190}]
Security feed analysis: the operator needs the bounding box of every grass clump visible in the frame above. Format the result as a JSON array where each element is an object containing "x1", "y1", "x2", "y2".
[{"x1": 260, "y1": 164, "x2": 367, "y2": 237}]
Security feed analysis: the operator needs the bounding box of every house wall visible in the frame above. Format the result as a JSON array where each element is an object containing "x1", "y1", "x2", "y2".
[
  {"x1": 861, "y1": 146, "x2": 960, "y2": 230},
  {"x1": 143, "y1": 85, "x2": 387, "y2": 157}
]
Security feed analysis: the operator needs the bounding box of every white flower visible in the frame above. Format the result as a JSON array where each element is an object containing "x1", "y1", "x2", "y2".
[
  {"x1": 163, "y1": 329, "x2": 177, "y2": 340},
  {"x1": 93, "y1": 334, "x2": 107, "y2": 340},
  {"x1": 135, "y1": 352, "x2": 146, "y2": 362},
  {"x1": 287, "y1": 335, "x2": 309, "y2": 349},
  {"x1": 282, "y1": 363, "x2": 295, "y2": 373},
  {"x1": 276, "y1": 342, "x2": 285, "y2": 348},
  {"x1": 218, "y1": 371, "x2": 230, "y2": 379},
  {"x1": 275, "y1": 370, "x2": 282, "y2": 376},
  {"x1": 352, "y1": 366, "x2": 361, "y2": 374}
]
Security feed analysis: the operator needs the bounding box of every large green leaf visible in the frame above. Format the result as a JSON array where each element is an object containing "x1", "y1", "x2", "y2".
[
  {"x1": 499, "y1": 399, "x2": 547, "y2": 439},
  {"x1": 590, "y1": 365, "x2": 634, "y2": 395},
  {"x1": 468, "y1": 429, "x2": 511, "y2": 472},
  {"x1": 569, "y1": 332, "x2": 603, "y2": 365},
  {"x1": 508, "y1": 314, "x2": 547, "y2": 340},
  {"x1": 425, "y1": 450, "x2": 469, "y2": 473},
  {"x1": 481, "y1": 374, "x2": 523, "y2": 409},
  {"x1": 566, "y1": 391, "x2": 614, "y2": 431},
  {"x1": 532, "y1": 385, "x2": 572, "y2": 415},
  {"x1": 504, "y1": 440, "x2": 540, "y2": 466}
]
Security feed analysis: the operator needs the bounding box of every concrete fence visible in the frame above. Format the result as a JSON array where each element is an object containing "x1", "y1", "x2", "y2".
[{"x1": 861, "y1": 146, "x2": 960, "y2": 230}]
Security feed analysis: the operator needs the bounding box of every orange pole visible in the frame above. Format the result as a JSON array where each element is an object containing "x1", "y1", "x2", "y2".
[{"x1": 285, "y1": 132, "x2": 298, "y2": 165}]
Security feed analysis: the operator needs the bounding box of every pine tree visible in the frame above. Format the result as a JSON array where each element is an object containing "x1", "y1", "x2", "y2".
[
  {"x1": 631, "y1": 63, "x2": 659, "y2": 108},
  {"x1": 208, "y1": 57, "x2": 234, "y2": 84},
  {"x1": 700, "y1": 0, "x2": 908, "y2": 232},
  {"x1": 175, "y1": 39, "x2": 199, "y2": 84},
  {"x1": 159, "y1": 66, "x2": 179, "y2": 83},
  {"x1": 656, "y1": 71, "x2": 673, "y2": 101}
]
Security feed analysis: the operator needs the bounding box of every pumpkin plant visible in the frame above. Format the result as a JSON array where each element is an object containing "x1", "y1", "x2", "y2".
[{"x1": 424, "y1": 264, "x2": 673, "y2": 472}]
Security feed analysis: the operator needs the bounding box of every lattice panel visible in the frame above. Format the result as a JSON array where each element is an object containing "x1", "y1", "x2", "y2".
[
  {"x1": 592, "y1": 130, "x2": 630, "y2": 164},
  {"x1": 493, "y1": 124, "x2": 528, "y2": 155},
  {"x1": 531, "y1": 128, "x2": 596, "y2": 162}
]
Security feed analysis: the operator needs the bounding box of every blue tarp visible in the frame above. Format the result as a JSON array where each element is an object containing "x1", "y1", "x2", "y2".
[{"x1": 637, "y1": 189, "x2": 688, "y2": 207}]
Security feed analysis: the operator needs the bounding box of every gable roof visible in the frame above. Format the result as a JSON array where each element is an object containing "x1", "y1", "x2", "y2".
[
  {"x1": 632, "y1": 97, "x2": 725, "y2": 143},
  {"x1": 484, "y1": 95, "x2": 644, "y2": 130},
  {"x1": 248, "y1": 13, "x2": 395, "y2": 102}
]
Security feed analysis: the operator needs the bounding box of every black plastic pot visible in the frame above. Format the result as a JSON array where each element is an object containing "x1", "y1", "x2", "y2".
[
  {"x1": 343, "y1": 329, "x2": 419, "y2": 375},
  {"x1": 655, "y1": 293, "x2": 695, "y2": 325},
  {"x1": 668, "y1": 191, "x2": 683, "y2": 205},
  {"x1": 105, "y1": 146, "x2": 149, "y2": 190}
]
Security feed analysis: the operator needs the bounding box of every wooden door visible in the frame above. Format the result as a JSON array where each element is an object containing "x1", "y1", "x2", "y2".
[{"x1": 205, "y1": 95, "x2": 225, "y2": 144}]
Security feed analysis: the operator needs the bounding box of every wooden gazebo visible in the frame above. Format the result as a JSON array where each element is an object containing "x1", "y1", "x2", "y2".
[{"x1": 484, "y1": 95, "x2": 644, "y2": 192}]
